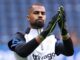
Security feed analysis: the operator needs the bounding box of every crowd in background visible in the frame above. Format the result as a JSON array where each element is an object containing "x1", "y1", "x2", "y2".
[{"x1": 0, "y1": 0, "x2": 80, "y2": 60}]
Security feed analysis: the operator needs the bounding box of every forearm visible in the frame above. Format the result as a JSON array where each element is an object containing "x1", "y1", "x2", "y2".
[
  {"x1": 8, "y1": 32, "x2": 48, "y2": 57},
  {"x1": 14, "y1": 38, "x2": 39, "y2": 57},
  {"x1": 8, "y1": 32, "x2": 41, "y2": 57},
  {"x1": 61, "y1": 32, "x2": 74, "y2": 56},
  {"x1": 61, "y1": 29, "x2": 74, "y2": 55},
  {"x1": 55, "y1": 37, "x2": 74, "y2": 56},
  {"x1": 62, "y1": 37, "x2": 74, "y2": 56}
]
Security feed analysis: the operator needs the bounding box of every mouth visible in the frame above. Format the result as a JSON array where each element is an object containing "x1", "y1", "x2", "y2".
[
  {"x1": 37, "y1": 19, "x2": 44, "y2": 21},
  {"x1": 31, "y1": 19, "x2": 44, "y2": 29},
  {"x1": 35, "y1": 19, "x2": 44, "y2": 25},
  {"x1": 38, "y1": 20, "x2": 43, "y2": 22}
]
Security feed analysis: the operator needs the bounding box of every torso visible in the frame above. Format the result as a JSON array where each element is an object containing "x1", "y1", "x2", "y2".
[{"x1": 24, "y1": 29, "x2": 57, "y2": 60}]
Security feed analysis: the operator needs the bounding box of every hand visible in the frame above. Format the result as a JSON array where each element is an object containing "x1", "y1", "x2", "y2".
[
  {"x1": 58, "y1": 6, "x2": 68, "y2": 35},
  {"x1": 39, "y1": 14, "x2": 58, "y2": 40}
]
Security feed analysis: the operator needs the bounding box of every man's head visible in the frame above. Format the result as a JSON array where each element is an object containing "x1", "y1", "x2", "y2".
[{"x1": 27, "y1": 3, "x2": 46, "y2": 29}]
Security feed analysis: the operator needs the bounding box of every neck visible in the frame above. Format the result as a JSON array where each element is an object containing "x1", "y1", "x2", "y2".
[
  {"x1": 31, "y1": 27, "x2": 43, "y2": 34},
  {"x1": 30, "y1": 25, "x2": 43, "y2": 29}
]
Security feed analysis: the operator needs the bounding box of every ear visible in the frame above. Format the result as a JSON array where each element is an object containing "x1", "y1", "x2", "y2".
[{"x1": 27, "y1": 15, "x2": 30, "y2": 21}]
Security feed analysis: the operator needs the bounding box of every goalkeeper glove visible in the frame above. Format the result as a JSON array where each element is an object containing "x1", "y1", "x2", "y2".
[
  {"x1": 39, "y1": 14, "x2": 58, "y2": 41},
  {"x1": 58, "y1": 6, "x2": 68, "y2": 35}
]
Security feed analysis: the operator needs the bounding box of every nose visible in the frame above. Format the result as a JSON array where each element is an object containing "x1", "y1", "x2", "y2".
[
  {"x1": 38, "y1": 12, "x2": 43, "y2": 18},
  {"x1": 38, "y1": 16, "x2": 42, "y2": 19}
]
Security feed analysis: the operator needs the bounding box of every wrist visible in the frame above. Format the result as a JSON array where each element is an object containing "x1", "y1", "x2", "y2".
[
  {"x1": 36, "y1": 35, "x2": 44, "y2": 44},
  {"x1": 39, "y1": 35, "x2": 44, "y2": 41},
  {"x1": 61, "y1": 28, "x2": 68, "y2": 35},
  {"x1": 62, "y1": 33, "x2": 70, "y2": 40}
]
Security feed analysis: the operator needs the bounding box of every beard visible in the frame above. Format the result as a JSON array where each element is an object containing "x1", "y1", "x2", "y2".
[{"x1": 30, "y1": 19, "x2": 44, "y2": 29}]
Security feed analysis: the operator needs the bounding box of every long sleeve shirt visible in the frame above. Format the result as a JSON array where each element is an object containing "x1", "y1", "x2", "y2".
[{"x1": 8, "y1": 28, "x2": 74, "y2": 60}]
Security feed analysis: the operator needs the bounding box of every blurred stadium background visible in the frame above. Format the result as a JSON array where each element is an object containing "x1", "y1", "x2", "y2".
[{"x1": 0, "y1": 0, "x2": 80, "y2": 60}]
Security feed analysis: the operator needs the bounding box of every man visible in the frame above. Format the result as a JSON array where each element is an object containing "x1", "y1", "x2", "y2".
[{"x1": 8, "y1": 3, "x2": 74, "y2": 60}]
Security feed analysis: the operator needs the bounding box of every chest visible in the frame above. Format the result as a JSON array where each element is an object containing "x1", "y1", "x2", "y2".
[{"x1": 24, "y1": 33, "x2": 57, "y2": 60}]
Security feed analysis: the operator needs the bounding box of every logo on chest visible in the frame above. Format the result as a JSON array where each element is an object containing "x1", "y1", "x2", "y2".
[{"x1": 32, "y1": 52, "x2": 55, "y2": 60}]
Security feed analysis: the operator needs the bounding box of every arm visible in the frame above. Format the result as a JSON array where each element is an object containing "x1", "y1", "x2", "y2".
[
  {"x1": 8, "y1": 32, "x2": 39, "y2": 57},
  {"x1": 55, "y1": 6, "x2": 74, "y2": 56},
  {"x1": 8, "y1": 14, "x2": 58, "y2": 57},
  {"x1": 55, "y1": 37, "x2": 74, "y2": 56}
]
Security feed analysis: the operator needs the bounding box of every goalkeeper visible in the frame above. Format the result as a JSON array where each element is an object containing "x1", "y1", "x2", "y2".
[{"x1": 8, "y1": 3, "x2": 74, "y2": 60}]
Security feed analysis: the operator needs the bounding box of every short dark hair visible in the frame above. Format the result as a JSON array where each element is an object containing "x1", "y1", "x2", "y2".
[
  {"x1": 31, "y1": 3, "x2": 44, "y2": 6},
  {"x1": 28, "y1": 3, "x2": 44, "y2": 14}
]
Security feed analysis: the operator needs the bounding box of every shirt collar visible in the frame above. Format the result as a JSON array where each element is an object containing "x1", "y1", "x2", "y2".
[{"x1": 29, "y1": 28, "x2": 43, "y2": 35}]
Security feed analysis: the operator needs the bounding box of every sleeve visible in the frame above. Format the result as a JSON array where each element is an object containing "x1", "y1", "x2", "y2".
[
  {"x1": 8, "y1": 32, "x2": 39, "y2": 57},
  {"x1": 55, "y1": 38, "x2": 74, "y2": 56}
]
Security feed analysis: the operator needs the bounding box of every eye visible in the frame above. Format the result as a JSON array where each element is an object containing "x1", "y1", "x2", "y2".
[
  {"x1": 41, "y1": 12, "x2": 45, "y2": 15},
  {"x1": 33, "y1": 11, "x2": 39, "y2": 14},
  {"x1": 33, "y1": 11, "x2": 46, "y2": 15}
]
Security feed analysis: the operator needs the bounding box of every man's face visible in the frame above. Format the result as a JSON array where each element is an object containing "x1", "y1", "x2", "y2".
[{"x1": 27, "y1": 5, "x2": 46, "y2": 29}]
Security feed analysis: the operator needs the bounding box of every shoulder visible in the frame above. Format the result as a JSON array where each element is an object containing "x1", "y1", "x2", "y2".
[
  {"x1": 15, "y1": 32, "x2": 25, "y2": 40},
  {"x1": 8, "y1": 32, "x2": 26, "y2": 50}
]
